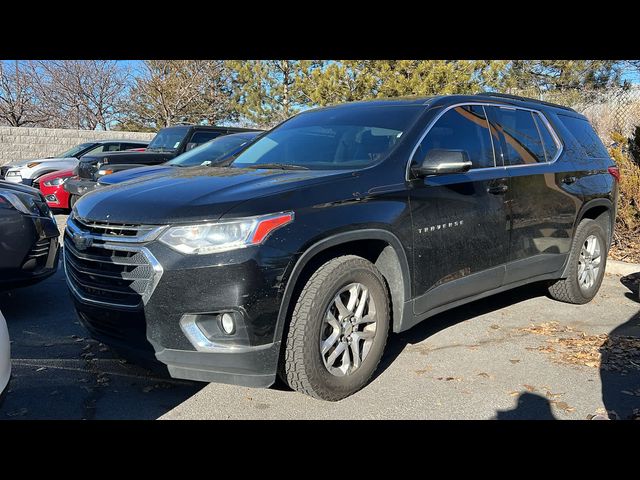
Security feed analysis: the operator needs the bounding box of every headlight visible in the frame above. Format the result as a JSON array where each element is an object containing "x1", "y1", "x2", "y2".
[
  {"x1": 159, "y1": 212, "x2": 294, "y2": 255},
  {"x1": 43, "y1": 177, "x2": 68, "y2": 187},
  {"x1": 0, "y1": 191, "x2": 40, "y2": 216},
  {"x1": 97, "y1": 168, "x2": 114, "y2": 176},
  {"x1": 26, "y1": 162, "x2": 41, "y2": 168}
]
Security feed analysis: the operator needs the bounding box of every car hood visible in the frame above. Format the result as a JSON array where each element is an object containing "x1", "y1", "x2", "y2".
[
  {"x1": 75, "y1": 166, "x2": 354, "y2": 225},
  {"x1": 39, "y1": 169, "x2": 75, "y2": 183},
  {"x1": 6, "y1": 157, "x2": 70, "y2": 168},
  {"x1": 0, "y1": 179, "x2": 40, "y2": 197},
  {"x1": 99, "y1": 165, "x2": 176, "y2": 185}
]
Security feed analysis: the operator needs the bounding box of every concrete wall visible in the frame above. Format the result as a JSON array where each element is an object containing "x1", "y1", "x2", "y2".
[{"x1": 0, "y1": 127, "x2": 156, "y2": 166}]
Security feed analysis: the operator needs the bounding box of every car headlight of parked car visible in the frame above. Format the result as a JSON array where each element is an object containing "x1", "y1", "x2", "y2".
[
  {"x1": 43, "y1": 177, "x2": 69, "y2": 187},
  {"x1": 0, "y1": 191, "x2": 52, "y2": 218},
  {"x1": 159, "y1": 212, "x2": 294, "y2": 255}
]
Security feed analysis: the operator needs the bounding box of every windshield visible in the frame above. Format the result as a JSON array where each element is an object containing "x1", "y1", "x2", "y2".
[
  {"x1": 147, "y1": 126, "x2": 189, "y2": 152},
  {"x1": 231, "y1": 105, "x2": 424, "y2": 170},
  {"x1": 58, "y1": 143, "x2": 95, "y2": 158},
  {"x1": 166, "y1": 134, "x2": 258, "y2": 167}
]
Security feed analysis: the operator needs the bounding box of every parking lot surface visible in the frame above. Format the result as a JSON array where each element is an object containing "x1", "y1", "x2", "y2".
[{"x1": 1, "y1": 214, "x2": 639, "y2": 420}]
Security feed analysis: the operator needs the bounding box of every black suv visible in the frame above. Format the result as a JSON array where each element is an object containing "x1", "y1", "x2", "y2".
[
  {"x1": 63, "y1": 94, "x2": 618, "y2": 400},
  {"x1": 64, "y1": 124, "x2": 261, "y2": 202}
]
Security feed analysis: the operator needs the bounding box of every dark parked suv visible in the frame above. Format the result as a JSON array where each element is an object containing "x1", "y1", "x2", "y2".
[{"x1": 63, "y1": 94, "x2": 618, "y2": 400}]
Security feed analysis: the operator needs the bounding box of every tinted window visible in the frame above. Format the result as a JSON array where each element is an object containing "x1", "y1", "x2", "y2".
[
  {"x1": 558, "y1": 114, "x2": 608, "y2": 158},
  {"x1": 147, "y1": 126, "x2": 190, "y2": 151},
  {"x1": 58, "y1": 143, "x2": 96, "y2": 158},
  {"x1": 415, "y1": 105, "x2": 495, "y2": 169},
  {"x1": 190, "y1": 131, "x2": 222, "y2": 145},
  {"x1": 167, "y1": 133, "x2": 259, "y2": 167},
  {"x1": 122, "y1": 143, "x2": 145, "y2": 150},
  {"x1": 103, "y1": 143, "x2": 121, "y2": 152},
  {"x1": 532, "y1": 113, "x2": 559, "y2": 161},
  {"x1": 231, "y1": 105, "x2": 423, "y2": 170},
  {"x1": 488, "y1": 107, "x2": 546, "y2": 165},
  {"x1": 86, "y1": 145, "x2": 105, "y2": 154}
]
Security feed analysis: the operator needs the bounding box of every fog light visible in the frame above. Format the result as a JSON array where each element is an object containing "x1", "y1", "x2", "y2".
[{"x1": 220, "y1": 313, "x2": 235, "y2": 335}]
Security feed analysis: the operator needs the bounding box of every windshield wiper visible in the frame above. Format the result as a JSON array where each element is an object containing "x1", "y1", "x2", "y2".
[{"x1": 244, "y1": 163, "x2": 309, "y2": 170}]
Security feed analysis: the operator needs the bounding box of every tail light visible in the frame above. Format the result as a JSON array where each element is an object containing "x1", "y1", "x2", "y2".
[{"x1": 608, "y1": 166, "x2": 620, "y2": 182}]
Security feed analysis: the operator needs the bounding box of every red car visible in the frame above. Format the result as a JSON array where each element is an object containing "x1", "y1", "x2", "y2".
[{"x1": 39, "y1": 169, "x2": 75, "y2": 210}]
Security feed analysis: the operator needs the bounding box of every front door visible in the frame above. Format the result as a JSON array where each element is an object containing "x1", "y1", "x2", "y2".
[{"x1": 409, "y1": 104, "x2": 511, "y2": 315}]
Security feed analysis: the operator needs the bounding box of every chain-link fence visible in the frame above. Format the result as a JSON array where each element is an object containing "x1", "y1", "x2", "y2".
[{"x1": 507, "y1": 86, "x2": 640, "y2": 148}]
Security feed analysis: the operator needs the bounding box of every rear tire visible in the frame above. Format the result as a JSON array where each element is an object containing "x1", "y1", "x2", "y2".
[
  {"x1": 548, "y1": 219, "x2": 608, "y2": 304},
  {"x1": 283, "y1": 255, "x2": 390, "y2": 401}
]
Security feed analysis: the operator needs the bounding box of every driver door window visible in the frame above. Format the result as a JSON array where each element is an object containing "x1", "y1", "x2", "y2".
[{"x1": 414, "y1": 105, "x2": 496, "y2": 169}]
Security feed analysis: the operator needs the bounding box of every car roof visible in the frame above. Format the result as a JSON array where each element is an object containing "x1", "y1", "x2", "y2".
[
  {"x1": 92, "y1": 139, "x2": 149, "y2": 144},
  {"x1": 304, "y1": 93, "x2": 579, "y2": 117}
]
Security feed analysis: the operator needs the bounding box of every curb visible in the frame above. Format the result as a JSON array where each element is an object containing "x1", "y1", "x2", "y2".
[{"x1": 606, "y1": 259, "x2": 640, "y2": 276}]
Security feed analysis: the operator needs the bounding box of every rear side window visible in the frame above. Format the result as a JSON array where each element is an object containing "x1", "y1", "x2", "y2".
[
  {"x1": 487, "y1": 107, "x2": 546, "y2": 165},
  {"x1": 558, "y1": 115, "x2": 608, "y2": 158},
  {"x1": 190, "y1": 131, "x2": 222, "y2": 145},
  {"x1": 415, "y1": 105, "x2": 495, "y2": 169},
  {"x1": 532, "y1": 113, "x2": 559, "y2": 161}
]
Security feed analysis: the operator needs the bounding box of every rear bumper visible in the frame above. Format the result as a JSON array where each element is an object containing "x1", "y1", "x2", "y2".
[{"x1": 64, "y1": 178, "x2": 99, "y2": 197}]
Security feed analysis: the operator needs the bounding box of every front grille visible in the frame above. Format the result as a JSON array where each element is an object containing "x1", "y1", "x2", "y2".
[
  {"x1": 64, "y1": 217, "x2": 163, "y2": 309},
  {"x1": 73, "y1": 216, "x2": 158, "y2": 239}
]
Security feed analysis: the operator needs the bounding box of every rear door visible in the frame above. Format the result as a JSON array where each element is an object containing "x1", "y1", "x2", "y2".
[
  {"x1": 409, "y1": 104, "x2": 510, "y2": 315},
  {"x1": 485, "y1": 105, "x2": 581, "y2": 284}
]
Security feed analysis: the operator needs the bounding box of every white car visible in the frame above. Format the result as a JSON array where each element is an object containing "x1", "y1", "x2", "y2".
[
  {"x1": 1, "y1": 139, "x2": 149, "y2": 188},
  {"x1": 0, "y1": 310, "x2": 10, "y2": 396}
]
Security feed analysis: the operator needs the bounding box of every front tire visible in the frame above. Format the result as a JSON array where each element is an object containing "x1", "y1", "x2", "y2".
[
  {"x1": 283, "y1": 255, "x2": 390, "y2": 401},
  {"x1": 548, "y1": 218, "x2": 608, "y2": 304}
]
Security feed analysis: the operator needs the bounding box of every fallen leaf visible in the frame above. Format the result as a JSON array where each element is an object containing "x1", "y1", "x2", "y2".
[
  {"x1": 490, "y1": 324, "x2": 500, "y2": 330},
  {"x1": 477, "y1": 372, "x2": 490, "y2": 378},
  {"x1": 509, "y1": 359, "x2": 520, "y2": 364},
  {"x1": 523, "y1": 384, "x2": 537, "y2": 392},
  {"x1": 508, "y1": 391, "x2": 519, "y2": 397}
]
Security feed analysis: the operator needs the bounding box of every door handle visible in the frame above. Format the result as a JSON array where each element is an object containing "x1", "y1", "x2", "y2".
[
  {"x1": 487, "y1": 184, "x2": 508, "y2": 195},
  {"x1": 562, "y1": 176, "x2": 577, "y2": 185}
]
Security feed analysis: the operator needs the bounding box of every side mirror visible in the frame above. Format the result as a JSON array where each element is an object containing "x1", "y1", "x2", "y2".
[
  {"x1": 411, "y1": 149, "x2": 472, "y2": 177},
  {"x1": 186, "y1": 142, "x2": 198, "y2": 151}
]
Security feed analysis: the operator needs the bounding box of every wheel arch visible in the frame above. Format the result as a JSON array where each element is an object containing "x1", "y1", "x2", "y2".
[
  {"x1": 274, "y1": 229, "x2": 412, "y2": 347},
  {"x1": 576, "y1": 198, "x2": 614, "y2": 245}
]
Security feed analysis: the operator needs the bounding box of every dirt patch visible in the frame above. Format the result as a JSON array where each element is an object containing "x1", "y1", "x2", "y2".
[{"x1": 517, "y1": 321, "x2": 640, "y2": 373}]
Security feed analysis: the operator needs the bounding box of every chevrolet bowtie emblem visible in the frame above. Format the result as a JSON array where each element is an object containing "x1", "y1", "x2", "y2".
[{"x1": 72, "y1": 232, "x2": 92, "y2": 251}]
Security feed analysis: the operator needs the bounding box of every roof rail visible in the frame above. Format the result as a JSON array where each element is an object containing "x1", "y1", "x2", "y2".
[{"x1": 475, "y1": 92, "x2": 576, "y2": 112}]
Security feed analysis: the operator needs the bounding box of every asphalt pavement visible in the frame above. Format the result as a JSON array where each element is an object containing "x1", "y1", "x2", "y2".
[{"x1": 1, "y1": 214, "x2": 639, "y2": 420}]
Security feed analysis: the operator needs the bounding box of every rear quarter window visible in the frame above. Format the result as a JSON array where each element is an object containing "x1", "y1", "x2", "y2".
[{"x1": 558, "y1": 115, "x2": 609, "y2": 158}]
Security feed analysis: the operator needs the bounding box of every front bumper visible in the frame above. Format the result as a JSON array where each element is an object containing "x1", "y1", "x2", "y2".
[
  {"x1": 64, "y1": 177, "x2": 99, "y2": 197},
  {"x1": 0, "y1": 211, "x2": 60, "y2": 288},
  {"x1": 63, "y1": 218, "x2": 292, "y2": 387}
]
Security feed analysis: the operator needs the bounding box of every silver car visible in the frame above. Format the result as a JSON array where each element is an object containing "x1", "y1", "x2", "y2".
[
  {"x1": 1, "y1": 140, "x2": 149, "y2": 188},
  {"x1": 0, "y1": 310, "x2": 9, "y2": 396}
]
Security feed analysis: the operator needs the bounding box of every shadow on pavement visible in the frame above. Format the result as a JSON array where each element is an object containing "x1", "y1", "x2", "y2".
[
  {"x1": 599, "y1": 274, "x2": 640, "y2": 420},
  {"x1": 494, "y1": 392, "x2": 557, "y2": 420},
  {"x1": 0, "y1": 265, "x2": 204, "y2": 420},
  {"x1": 375, "y1": 281, "x2": 551, "y2": 381}
]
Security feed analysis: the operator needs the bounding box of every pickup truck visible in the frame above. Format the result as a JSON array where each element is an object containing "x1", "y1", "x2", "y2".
[{"x1": 64, "y1": 124, "x2": 261, "y2": 203}]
